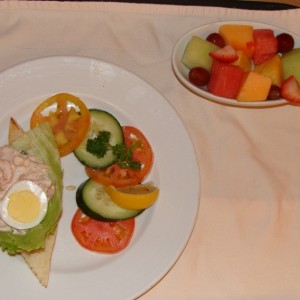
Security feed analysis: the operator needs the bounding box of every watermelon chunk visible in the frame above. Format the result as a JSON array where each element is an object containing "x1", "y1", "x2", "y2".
[
  {"x1": 208, "y1": 61, "x2": 244, "y2": 99},
  {"x1": 253, "y1": 29, "x2": 278, "y2": 65}
]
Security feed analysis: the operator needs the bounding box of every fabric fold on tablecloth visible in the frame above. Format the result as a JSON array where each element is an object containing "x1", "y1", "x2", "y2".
[{"x1": 0, "y1": 1, "x2": 300, "y2": 299}]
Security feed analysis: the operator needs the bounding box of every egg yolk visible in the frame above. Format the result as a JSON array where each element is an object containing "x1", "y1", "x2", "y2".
[{"x1": 7, "y1": 190, "x2": 41, "y2": 223}]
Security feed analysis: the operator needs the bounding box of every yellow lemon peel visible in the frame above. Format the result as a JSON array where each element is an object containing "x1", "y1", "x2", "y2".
[{"x1": 104, "y1": 183, "x2": 159, "y2": 210}]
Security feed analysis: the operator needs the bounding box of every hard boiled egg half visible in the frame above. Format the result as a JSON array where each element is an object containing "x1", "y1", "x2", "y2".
[{"x1": 0, "y1": 180, "x2": 48, "y2": 230}]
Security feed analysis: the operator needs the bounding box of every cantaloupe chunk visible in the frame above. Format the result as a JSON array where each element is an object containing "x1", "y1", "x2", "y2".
[
  {"x1": 254, "y1": 54, "x2": 282, "y2": 87},
  {"x1": 219, "y1": 24, "x2": 255, "y2": 59},
  {"x1": 181, "y1": 36, "x2": 219, "y2": 70},
  {"x1": 231, "y1": 50, "x2": 252, "y2": 71},
  {"x1": 236, "y1": 71, "x2": 272, "y2": 102}
]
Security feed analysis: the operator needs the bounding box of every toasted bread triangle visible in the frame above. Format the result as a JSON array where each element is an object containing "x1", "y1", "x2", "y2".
[
  {"x1": 8, "y1": 117, "x2": 25, "y2": 143},
  {"x1": 8, "y1": 117, "x2": 57, "y2": 287},
  {"x1": 21, "y1": 229, "x2": 57, "y2": 287}
]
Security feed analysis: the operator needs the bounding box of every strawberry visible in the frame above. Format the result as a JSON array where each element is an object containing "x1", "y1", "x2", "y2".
[
  {"x1": 209, "y1": 44, "x2": 238, "y2": 63},
  {"x1": 281, "y1": 76, "x2": 300, "y2": 103}
]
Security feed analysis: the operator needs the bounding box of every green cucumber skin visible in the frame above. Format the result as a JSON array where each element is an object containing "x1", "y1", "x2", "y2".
[
  {"x1": 74, "y1": 109, "x2": 124, "y2": 169},
  {"x1": 76, "y1": 179, "x2": 144, "y2": 221}
]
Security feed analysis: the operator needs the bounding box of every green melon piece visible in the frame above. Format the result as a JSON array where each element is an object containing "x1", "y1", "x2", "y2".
[
  {"x1": 181, "y1": 36, "x2": 219, "y2": 71},
  {"x1": 282, "y1": 48, "x2": 300, "y2": 84}
]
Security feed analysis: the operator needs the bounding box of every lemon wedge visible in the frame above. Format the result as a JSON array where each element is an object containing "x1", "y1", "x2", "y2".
[{"x1": 104, "y1": 183, "x2": 159, "y2": 210}]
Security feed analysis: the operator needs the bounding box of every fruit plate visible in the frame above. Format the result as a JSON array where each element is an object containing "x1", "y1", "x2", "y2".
[
  {"x1": 0, "y1": 56, "x2": 200, "y2": 300},
  {"x1": 172, "y1": 21, "x2": 299, "y2": 107}
]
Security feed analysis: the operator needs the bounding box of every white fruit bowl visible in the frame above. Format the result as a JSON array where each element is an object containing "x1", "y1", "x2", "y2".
[{"x1": 172, "y1": 21, "x2": 299, "y2": 108}]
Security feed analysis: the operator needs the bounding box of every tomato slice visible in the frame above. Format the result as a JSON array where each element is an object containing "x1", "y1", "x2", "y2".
[
  {"x1": 30, "y1": 93, "x2": 90, "y2": 157},
  {"x1": 85, "y1": 126, "x2": 154, "y2": 187},
  {"x1": 71, "y1": 209, "x2": 135, "y2": 253}
]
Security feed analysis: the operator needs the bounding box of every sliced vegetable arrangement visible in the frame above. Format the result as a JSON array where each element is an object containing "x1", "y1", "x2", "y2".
[
  {"x1": 85, "y1": 126, "x2": 154, "y2": 188},
  {"x1": 30, "y1": 93, "x2": 159, "y2": 254}
]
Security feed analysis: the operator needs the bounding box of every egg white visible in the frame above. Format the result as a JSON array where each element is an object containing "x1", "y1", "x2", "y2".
[{"x1": 0, "y1": 180, "x2": 48, "y2": 230}]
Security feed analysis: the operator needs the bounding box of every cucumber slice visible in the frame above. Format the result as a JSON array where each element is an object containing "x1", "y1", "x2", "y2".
[
  {"x1": 76, "y1": 179, "x2": 144, "y2": 221},
  {"x1": 74, "y1": 109, "x2": 124, "y2": 169}
]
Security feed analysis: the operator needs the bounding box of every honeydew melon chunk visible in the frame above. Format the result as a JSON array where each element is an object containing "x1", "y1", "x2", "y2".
[
  {"x1": 181, "y1": 36, "x2": 219, "y2": 71},
  {"x1": 282, "y1": 48, "x2": 300, "y2": 84}
]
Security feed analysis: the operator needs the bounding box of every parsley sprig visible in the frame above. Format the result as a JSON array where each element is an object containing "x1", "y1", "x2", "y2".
[{"x1": 86, "y1": 131, "x2": 141, "y2": 170}]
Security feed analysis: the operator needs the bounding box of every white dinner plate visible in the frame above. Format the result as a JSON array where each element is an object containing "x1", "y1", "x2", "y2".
[
  {"x1": 0, "y1": 56, "x2": 200, "y2": 300},
  {"x1": 172, "y1": 21, "x2": 300, "y2": 107}
]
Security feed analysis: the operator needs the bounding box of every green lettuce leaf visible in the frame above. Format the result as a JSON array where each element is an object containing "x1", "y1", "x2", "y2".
[{"x1": 0, "y1": 122, "x2": 63, "y2": 254}]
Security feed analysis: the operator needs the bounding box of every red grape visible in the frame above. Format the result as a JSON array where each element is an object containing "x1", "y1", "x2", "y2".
[
  {"x1": 267, "y1": 85, "x2": 282, "y2": 100},
  {"x1": 276, "y1": 33, "x2": 294, "y2": 53},
  {"x1": 206, "y1": 33, "x2": 225, "y2": 48},
  {"x1": 188, "y1": 67, "x2": 210, "y2": 87}
]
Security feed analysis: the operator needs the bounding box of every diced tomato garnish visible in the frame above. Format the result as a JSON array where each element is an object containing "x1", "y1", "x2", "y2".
[{"x1": 30, "y1": 93, "x2": 90, "y2": 157}]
